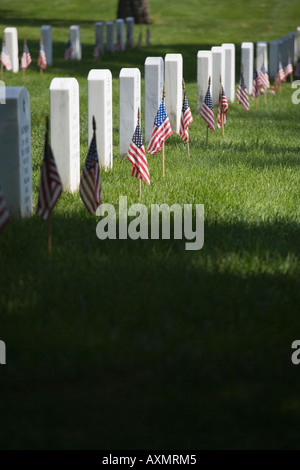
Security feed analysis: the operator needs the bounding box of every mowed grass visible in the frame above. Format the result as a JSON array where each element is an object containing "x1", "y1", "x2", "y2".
[{"x1": 0, "y1": 0, "x2": 300, "y2": 450}]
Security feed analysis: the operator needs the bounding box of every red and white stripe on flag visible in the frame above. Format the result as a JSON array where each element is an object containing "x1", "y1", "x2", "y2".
[
  {"x1": 147, "y1": 99, "x2": 173, "y2": 155},
  {"x1": 36, "y1": 146, "x2": 62, "y2": 221},
  {"x1": 79, "y1": 135, "x2": 102, "y2": 215},
  {"x1": 179, "y1": 93, "x2": 193, "y2": 142},
  {"x1": 127, "y1": 129, "x2": 150, "y2": 185},
  {"x1": 200, "y1": 103, "x2": 215, "y2": 132},
  {"x1": 217, "y1": 88, "x2": 228, "y2": 128}
]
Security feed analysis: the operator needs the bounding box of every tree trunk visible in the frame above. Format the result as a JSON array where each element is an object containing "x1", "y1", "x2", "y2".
[{"x1": 117, "y1": 0, "x2": 151, "y2": 24}]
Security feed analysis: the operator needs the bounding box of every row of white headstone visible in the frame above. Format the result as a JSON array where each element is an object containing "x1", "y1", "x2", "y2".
[
  {"x1": 1, "y1": 29, "x2": 300, "y2": 220},
  {"x1": 4, "y1": 25, "x2": 300, "y2": 76},
  {"x1": 2, "y1": 19, "x2": 136, "y2": 72}
]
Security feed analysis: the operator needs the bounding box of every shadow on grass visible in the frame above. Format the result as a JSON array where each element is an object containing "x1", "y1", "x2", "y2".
[{"x1": 0, "y1": 213, "x2": 299, "y2": 449}]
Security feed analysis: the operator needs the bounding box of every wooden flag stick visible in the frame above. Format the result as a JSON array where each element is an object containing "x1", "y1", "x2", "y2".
[
  {"x1": 45, "y1": 116, "x2": 52, "y2": 256},
  {"x1": 182, "y1": 78, "x2": 190, "y2": 157},
  {"x1": 220, "y1": 75, "x2": 224, "y2": 136},
  {"x1": 137, "y1": 108, "x2": 142, "y2": 197},
  {"x1": 162, "y1": 87, "x2": 166, "y2": 176}
]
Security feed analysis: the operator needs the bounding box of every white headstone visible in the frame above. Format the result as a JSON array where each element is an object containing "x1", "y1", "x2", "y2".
[
  {"x1": 119, "y1": 68, "x2": 141, "y2": 155},
  {"x1": 115, "y1": 19, "x2": 125, "y2": 51},
  {"x1": 164, "y1": 53, "x2": 183, "y2": 133},
  {"x1": 95, "y1": 22, "x2": 104, "y2": 51},
  {"x1": 41, "y1": 25, "x2": 52, "y2": 66},
  {"x1": 211, "y1": 46, "x2": 225, "y2": 106},
  {"x1": 197, "y1": 51, "x2": 212, "y2": 113},
  {"x1": 269, "y1": 40, "x2": 281, "y2": 78},
  {"x1": 0, "y1": 87, "x2": 32, "y2": 218},
  {"x1": 295, "y1": 28, "x2": 300, "y2": 64},
  {"x1": 144, "y1": 57, "x2": 164, "y2": 142},
  {"x1": 288, "y1": 32, "x2": 295, "y2": 64},
  {"x1": 241, "y1": 42, "x2": 253, "y2": 95},
  {"x1": 106, "y1": 22, "x2": 114, "y2": 52},
  {"x1": 125, "y1": 17, "x2": 134, "y2": 48},
  {"x1": 256, "y1": 41, "x2": 268, "y2": 75},
  {"x1": 4, "y1": 27, "x2": 19, "y2": 73},
  {"x1": 222, "y1": 44, "x2": 235, "y2": 103},
  {"x1": 49, "y1": 78, "x2": 80, "y2": 192},
  {"x1": 70, "y1": 25, "x2": 82, "y2": 60},
  {"x1": 87, "y1": 69, "x2": 113, "y2": 169}
]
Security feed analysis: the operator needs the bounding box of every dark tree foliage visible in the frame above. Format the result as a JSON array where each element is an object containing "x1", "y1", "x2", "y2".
[{"x1": 117, "y1": 0, "x2": 151, "y2": 24}]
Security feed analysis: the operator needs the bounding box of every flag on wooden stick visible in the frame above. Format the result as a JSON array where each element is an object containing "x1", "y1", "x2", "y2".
[
  {"x1": 217, "y1": 79, "x2": 228, "y2": 130},
  {"x1": 80, "y1": 117, "x2": 102, "y2": 215},
  {"x1": 179, "y1": 80, "x2": 193, "y2": 143},
  {"x1": 236, "y1": 70, "x2": 250, "y2": 111},
  {"x1": 284, "y1": 52, "x2": 293, "y2": 81},
  {"x1": 200, "y1": 78, "x2": 215, "y2": 132},
  {"x1": 0, "y1": 186, "x2": 10, "y2": 233},
  {"x1": 37, "y1": 39, "x2": 47, "y2": 70},
  {"x1": 147, "y1": 97, "x2": 173, "y2": 155},
  {"x1": 258, "y1": 61, "x2": 270, "y2": 90},
  {"x1": 252, "y1": 68, "x2": 261, "y2": 100},
  {"x1": 274, "y1": 55, "x2": 286, "y2": 92},
  {"x1": 36, "y1": 117, "x2": 62, "y2": 221},
  {"x1": 127, "y1": 109, "x2": 150, "y2": 193},
  {"x1": 21, "y1": 40, "x2": 32, "y2": 71},
  {"x1": 1, "y1": 39, "x2": 12, "y2": 71},
  {"x1": 93, "y1": 42, "x2": 101, "y2": 59},
  {"x1": 64, "y1": 39, "x2": 73, "y2": 60}
]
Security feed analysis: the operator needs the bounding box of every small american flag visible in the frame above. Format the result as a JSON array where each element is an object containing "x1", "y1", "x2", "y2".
[
  {"x1": 0, "y1": 186, "x2": 10, "y2": 233},
  {"x1": 64, "y1": 40, "x2": 73, "y2": 60},
  {"x1": 147, "y1": 99, "x2": 173, "y2": 155},
  {"x1": 93, "y1": 42, "x2": 101, "y2": 59},
  {"x1": 236, "y1": 72, "x2": 250, "y2": 111},
  {"x1": 36, "y1": 132, "x2": 62, "y2": 221},
  {"x1": 37, "y1": 42, "x2": 47, "y2": 69},
  {"x1": 179, "y1": 91, "x2": 193, "y2": 142},
  {"x1": 80, "y1": 135, "x2": 102, "y2": 215},
  {"x1": 200, "y1": 85, "x2": 215, "y2": 132},
  {"x1": 21, "y1": 43, "x2": 32, "y2": 70},
  {"x1": 278, "y1": 60, "x2": 286, "y2": 81},
  {"x1": 274, "y1": 59, "x2": 286, "y2": 91},
  {"x1": 284, "y1": 56, "x2": 293, "y2": 78},
  {"x1": 127, "y1": 122, "x2": 150, "y2": 185},
  {"x1": 1, "y1": 43, "x2": 12, "y2": 70},
  {"x1": 252, "y1": 69, "x2": 261, "y2": 100},
  {"x1": 217, "y1": 86, "x2": 229, "y2": 128},
  {"x1": 258, "y1": 62, "x2": 270, "y2": 89}
]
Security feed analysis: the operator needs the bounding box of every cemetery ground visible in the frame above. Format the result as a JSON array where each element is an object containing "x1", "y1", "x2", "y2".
[{"x1": 0, "y1": 0, "x2": 300, "y2": 450}]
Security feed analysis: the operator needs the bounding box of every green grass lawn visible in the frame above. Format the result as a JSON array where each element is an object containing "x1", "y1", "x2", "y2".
[{"x1": 0, "y1": 0, "x2": 300, "y2": 450}]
